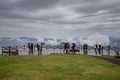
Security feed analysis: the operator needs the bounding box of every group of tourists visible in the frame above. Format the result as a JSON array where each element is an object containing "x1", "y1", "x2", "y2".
[
  {"x1": 94, "y1": 44, "x2": 104, "y2": 55},
  {"x1": 63, "y1": 42, "x2": 112, "y2": 55},
  {"x1": 94, "y1": 44, "x2": 111, "y2": 55},
  {"x1": 63, "y1": 43, "x2": 88, "y2": 54},
  {"x1": 27, "y1": 42, "x2": 112, "y2": 56},
  {"x1": 63, "y1": 42, "x2": 76, "y2": 54},
  {"x1": 63, "y1": 42, "x2": 70, "y2": 54},
  {"x1": 28, "y1": 43, "x2": 42, "y2": 55}
]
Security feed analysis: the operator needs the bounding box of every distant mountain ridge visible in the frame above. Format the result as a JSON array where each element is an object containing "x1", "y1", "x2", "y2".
[
  {"x1": 0, "y1": 37, "x2": 62, "y2": 47},
  {"x1": 0, "y1": 37, "x2": 120, "y2": 47}
]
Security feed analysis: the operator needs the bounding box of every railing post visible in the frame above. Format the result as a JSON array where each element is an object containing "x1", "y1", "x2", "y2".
[{"x1": 2, "y1": 47, "x2": 3, "y2": 55}]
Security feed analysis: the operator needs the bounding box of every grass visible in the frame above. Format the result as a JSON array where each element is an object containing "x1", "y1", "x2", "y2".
[{"x1": 0, "y1": 53, "x2": 120, "y2": 80}]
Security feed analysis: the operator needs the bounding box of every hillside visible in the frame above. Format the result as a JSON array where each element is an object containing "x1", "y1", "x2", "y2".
[{"x1": 0, "y1": 54, "x2": 120, "y2": 80}]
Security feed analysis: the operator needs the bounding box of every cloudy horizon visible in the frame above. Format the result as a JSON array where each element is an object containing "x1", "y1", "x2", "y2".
[{"x1": 0, "y1": 0, "x2": 120, "y2": 39}]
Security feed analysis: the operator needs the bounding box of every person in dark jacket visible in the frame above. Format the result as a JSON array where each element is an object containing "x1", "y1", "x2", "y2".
[
  {"x1": 72, "y1": 43, "x2": 76, "y2": 54},
  {"x1": 28, "y1": 43, "x2": 31, "y2": 55},
  {"x1": 107, "y1": 45, "x2": 111, "y2": 55},
  {"x1": 40, "y1": 44, "x2": 43, "y2": 55},
  {"x1": 63, "y1": 43, "x2": 67, "y2": 53},
  {"x1": 36, "y1": 43, "x2": 40, "y2": 55},
  {"x1": 31, "y1": 43, "x2": 34, "y2": 55},
  {"x1": 83, "y1": 44, "x2": 88, "y2": 54},
  {"x1": 98, "y1": 44, "x2": 102, "y2": 55}
]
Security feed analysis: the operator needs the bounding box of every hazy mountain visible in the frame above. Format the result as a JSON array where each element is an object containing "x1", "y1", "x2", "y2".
[
  {"x1": 0, "y1": 37, "x2": 37, "y2": 46},
  {"x1": 0, "y1": 37, "x2": 120, "y2": 47}
]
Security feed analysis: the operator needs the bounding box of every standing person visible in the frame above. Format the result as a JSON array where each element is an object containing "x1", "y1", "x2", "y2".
[
  {"x1": 107, "y1": 45, "x2": 111, "y2": 55},
  {"x1": 63, "y1": 43, "x2": 67, "y2": 53},
  {"x1": 36, "y1": 43, "x2": 40, "y2": 55},
  {"x1": 83, "y1": 44, "x2": 85, "y2": 54},
  {"x1": 66, "y1": 42, "x2": 70, "y2": 54},
  {"x1": 40, "y1": 44, "x2": 43, "y2": 55},
  {"x1": 98, "y1": 44, "x2": 101, "y2": 55},
  {"x1": 86, "y1": 44, "x2": 88, "y2": 54},
  {"x1": 31, "y1": 43, "x2": 34, "y2": 55},
  {"x1": 83, "y1": 44, "x2": 88, "y2": 54},
  {"x1": 94, "y1": 44, "x2": 98, "y2": 55},
  {"x1": 72, "y1": 43, "x2": 76, "y2": 54},
  {"x1": 28, "y1": 43, "x2": 31, "y2": 55}
]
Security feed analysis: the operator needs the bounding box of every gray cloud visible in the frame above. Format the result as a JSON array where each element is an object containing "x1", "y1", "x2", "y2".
[
  {"x1": 0, "y1": 0, "x2": 120, "y2": 38},
  {"x1": 16, "y1": 0, "x2": 61, "y2": 10}
]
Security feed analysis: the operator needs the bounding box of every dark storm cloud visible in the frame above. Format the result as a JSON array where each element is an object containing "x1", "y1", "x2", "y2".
[
  {"x1": 16, "y1": 0, "x2": 61, "y2": 10},
  {"x1": 0, "y1": 0, "x2": 14, "y2": 10},
  {"x1": 0, "y1": 0, "x2": 61, "y2": 10}
]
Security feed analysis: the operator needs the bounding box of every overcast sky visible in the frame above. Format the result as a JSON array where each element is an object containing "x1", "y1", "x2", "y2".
[{"x1": 0, "y1": 0, "x2": 120, "y2": 39}]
